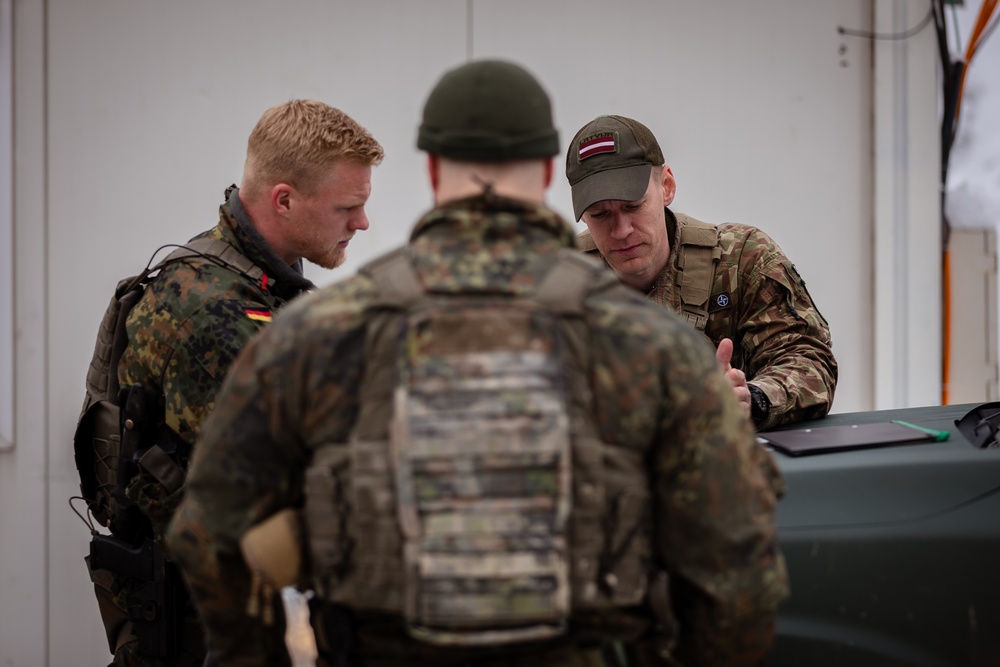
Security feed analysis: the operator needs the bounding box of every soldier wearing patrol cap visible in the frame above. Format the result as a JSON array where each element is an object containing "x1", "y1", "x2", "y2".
[
  {"x1": 566, "y1": 115, "x2": 837, "y2": 430},
  {"x1": 166, "y1": 60, "x2": 788, "y2": 667}
]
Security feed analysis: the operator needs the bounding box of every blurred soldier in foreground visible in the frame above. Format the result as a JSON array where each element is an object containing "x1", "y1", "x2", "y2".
[
  {"x1": 566, "y1": 115, "x2": 837, "y2": 430},
  {"x1": 166, "y1": 60, "x2": 788, "y2": 667},
  {"x1": 74, "y1": 100, "x2": 383, "y2": 666}
]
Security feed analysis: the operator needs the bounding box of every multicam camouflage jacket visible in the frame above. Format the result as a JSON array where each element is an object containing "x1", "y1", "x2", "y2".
[
  {"x1": 118, "y1": 186, "x2": 314, "y2": 538},
  {"x1": 580, "y1": 208, "x2": 837, "y2": 431},
  {"x1": 166, "y1": 193, "x2": 789, "y2": 667}
]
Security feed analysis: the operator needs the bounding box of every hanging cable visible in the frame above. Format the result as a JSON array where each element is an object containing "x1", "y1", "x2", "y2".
[
  {"x1": 933, "y1": 0, "x2": 962, "y2": 405},
  {"x1": 839, "y1": 1, "x2": 995, "y2": 405},
  {"x1": 837, "y1": 8, "x2": 934, "y2": 39},
  {"x1": 954, "y1": 0, "x2": 999, "y2": 121},
  {"x1": 939, "y1": 3, "x2": 964, "y2": 192},
  {"x1": 949, "y1": 1, "x2": 964, "y2": 52},
  {"x1": 968, "y1": 0, "x2": 999, "y2": 57}
]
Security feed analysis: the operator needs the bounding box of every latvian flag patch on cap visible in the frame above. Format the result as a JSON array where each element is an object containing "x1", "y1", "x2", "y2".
[
  {"x1": 578, "y1": 132, "x2": 617, "y2": 160},
  {"x1": 245, "y1": 308, "x2": 273, "y2": 323}
]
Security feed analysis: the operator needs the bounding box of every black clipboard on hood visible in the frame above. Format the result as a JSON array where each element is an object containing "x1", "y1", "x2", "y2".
[{"x1": 759, "y1": 420, "x2": 949, "y2": 457}]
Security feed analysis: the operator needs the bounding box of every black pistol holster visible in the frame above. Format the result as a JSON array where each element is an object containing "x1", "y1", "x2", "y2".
[{"x1": 89, "y1": 533, "x2": 182, "y2": 658}]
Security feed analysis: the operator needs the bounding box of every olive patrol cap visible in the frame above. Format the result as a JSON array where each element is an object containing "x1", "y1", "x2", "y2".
[
  {"x1": 565, "y1": 115, "x2": 664, "y2": 221},
  {"x1": 417, "y1": 60, "x2": 559, "y2": 162}
]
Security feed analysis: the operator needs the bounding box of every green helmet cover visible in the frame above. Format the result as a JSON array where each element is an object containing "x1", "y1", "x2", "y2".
[{"x1": 417, "y1": 60, "x2": 559, "y2": 162}]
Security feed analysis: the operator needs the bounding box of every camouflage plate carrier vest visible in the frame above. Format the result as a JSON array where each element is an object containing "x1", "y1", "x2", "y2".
[
  {"x1": 579, "y1": 214, "x2": 721, "y2": 332},
  {"x1": 305, "y1": 249, "x2": 655, "y2": 647},
  {"x1": 73, "y1": 238, "x2": 272, "y2": 536}
]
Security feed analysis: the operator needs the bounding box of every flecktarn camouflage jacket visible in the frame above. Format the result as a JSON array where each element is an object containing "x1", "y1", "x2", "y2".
[{"x1": 167, "y1": 194, "x2": 788, "y2": 667}]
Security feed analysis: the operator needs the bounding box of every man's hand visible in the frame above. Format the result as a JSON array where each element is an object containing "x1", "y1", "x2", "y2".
[{"x1": 716, "y1": 338, "x2": 751, "y2": 417}]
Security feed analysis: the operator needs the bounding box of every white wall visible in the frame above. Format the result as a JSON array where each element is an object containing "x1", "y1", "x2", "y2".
[
  {"x1": 1, "y1": 1, "x2": 942, "y2": 664},
  {"x1": 2, "y1": 1, "x2": 48, "y2": 665}
]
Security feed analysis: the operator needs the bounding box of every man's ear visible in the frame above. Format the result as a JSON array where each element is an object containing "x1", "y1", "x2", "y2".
[
  {"x1": 427, "y1": 154, "x2": 440, "y2": 193},
  {"x1": 271, "y1": 184, "x2": 293, "y2": 217},
  {"x1": 543, "y1": 158, "x2": 554, "y2": 189},
  {"x1": 661, "y1": 166, "x2": 677, "y2": 207}
]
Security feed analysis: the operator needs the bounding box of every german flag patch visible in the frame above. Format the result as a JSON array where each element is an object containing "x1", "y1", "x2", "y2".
[{"x1": 245, "y1": 309, "x2": 272, "y2": 323}]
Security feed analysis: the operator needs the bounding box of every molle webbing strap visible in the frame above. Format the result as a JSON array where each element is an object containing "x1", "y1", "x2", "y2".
[
  {"x1": 84, "y1": 282, "x2": 137, "y2": 410},
  {"x1": 159, "y1": 237, "x2": 265, "y2": 283},
  {"x1": 106, "y1": 288, "x2": 143, "y2": 402},
  {"x1": 674, "y1": 215, "x2": 721, "y2": 332}
]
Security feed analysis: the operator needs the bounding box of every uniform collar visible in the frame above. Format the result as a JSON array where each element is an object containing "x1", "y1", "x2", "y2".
[
  {"x1": 665, "y1": 206, "x2": 679, "y2": 246},
  {"x1": 220, "y1": 185, "x2": 315, "y2": 295},
  {"x1": 409, "y1": 193, "x2": 578, "y2": 248}
]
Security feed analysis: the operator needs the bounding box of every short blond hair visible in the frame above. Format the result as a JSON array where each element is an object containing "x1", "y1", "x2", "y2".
[{"x1": 242, "y1": 99, "x2": 384, "y2": 197}]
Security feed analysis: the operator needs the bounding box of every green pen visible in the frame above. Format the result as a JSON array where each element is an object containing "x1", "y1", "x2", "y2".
[{"x1": 891, "y1": 419, "x2": 951, "y2": 442}]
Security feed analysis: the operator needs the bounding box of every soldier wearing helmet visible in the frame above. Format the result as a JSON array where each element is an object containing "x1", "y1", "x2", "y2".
[{"x1": 167, "y1": 60, "x2": 787, "y2": 667}]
